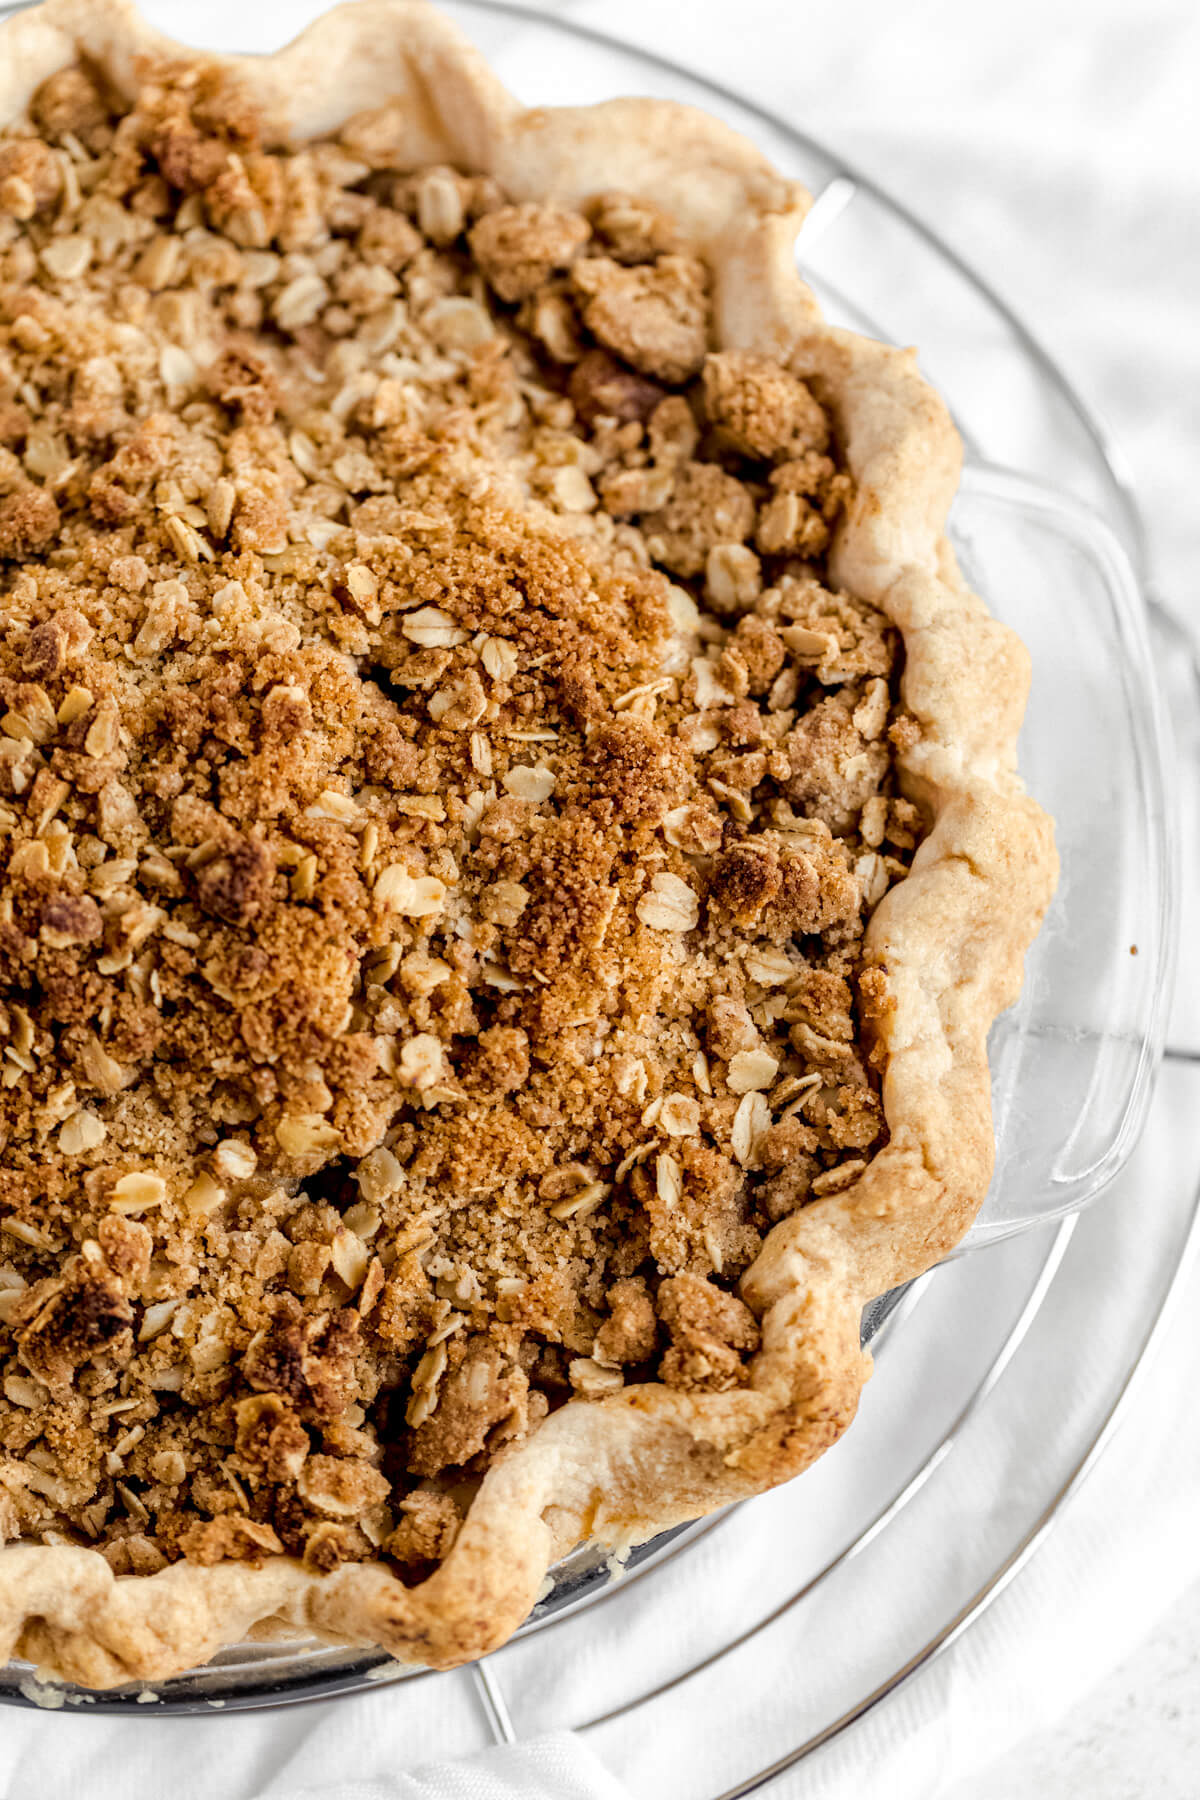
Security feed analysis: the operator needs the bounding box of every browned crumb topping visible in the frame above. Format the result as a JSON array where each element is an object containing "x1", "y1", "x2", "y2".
[{"x1": 0, "y1": 62, "x2": 921, "y2": 1578}]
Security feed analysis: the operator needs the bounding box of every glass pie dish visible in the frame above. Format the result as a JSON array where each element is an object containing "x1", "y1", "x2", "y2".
[{"x1": 0, "y1": 0, "x2": 1176, "y2": 1718}]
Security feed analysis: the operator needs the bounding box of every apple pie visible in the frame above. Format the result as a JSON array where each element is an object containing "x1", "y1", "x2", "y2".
[{"x1": 0, "y1": 0, "x2": 1056, "y2": 1688}]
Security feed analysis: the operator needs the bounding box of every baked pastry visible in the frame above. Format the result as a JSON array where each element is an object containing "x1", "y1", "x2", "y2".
[{"x1": 0, "y1": 0, "x2": 1056, "y2": 1689}]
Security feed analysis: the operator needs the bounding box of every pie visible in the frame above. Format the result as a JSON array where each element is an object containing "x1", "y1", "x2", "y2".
[{"x1": 0, "y1": 0, "x2": 1056, "y2": 1690}]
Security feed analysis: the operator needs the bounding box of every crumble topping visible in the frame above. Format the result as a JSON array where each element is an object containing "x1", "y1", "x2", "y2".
[{"x1": 0, "y1": 61, "x2": 922, "y2": 1578}]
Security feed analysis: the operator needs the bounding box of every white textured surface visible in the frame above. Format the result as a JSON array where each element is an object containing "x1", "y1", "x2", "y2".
[
  {"x1": 968, "y1": 1584, "x2": 1200, "y2": 1800},
  {"x1": 0, "y1": 2, "x2": 1197, "y2": 1796}
]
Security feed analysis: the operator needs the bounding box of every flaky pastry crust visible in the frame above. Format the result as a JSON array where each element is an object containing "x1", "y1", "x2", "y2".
[{"x1": 0, "y1": 0, "x2": 1056, "y2": 1689}]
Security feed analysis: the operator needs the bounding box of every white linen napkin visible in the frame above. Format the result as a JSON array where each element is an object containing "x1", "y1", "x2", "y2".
[
  {"x1": 264, "y1": 1734, "x2": 633, "y2": 1800},
  {"x1": 0, "y1": 1724, "x2": 635, "y2": 1800}
]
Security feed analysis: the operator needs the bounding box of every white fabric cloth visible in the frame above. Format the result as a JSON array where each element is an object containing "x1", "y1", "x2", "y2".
[
  {"x1": 270, "y1": 1734, "x2": 633, "y2": 1800},
  {"x1": 2, "y1": 2, "x2": 1198, "y2": 1797},
  {"x1": 0, "y1": 1728, "x2": 632, "y2": 1800}
]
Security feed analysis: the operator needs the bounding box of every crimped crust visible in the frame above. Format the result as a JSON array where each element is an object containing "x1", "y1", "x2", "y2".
[{"x1": 0, "y1": 0, "x2": 1056, "y2": 1689}]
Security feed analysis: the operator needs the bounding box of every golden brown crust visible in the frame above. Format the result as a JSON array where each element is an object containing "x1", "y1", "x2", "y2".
[{"x1": 0, "y1": 0, "x2": 1057, "y2": 1687}]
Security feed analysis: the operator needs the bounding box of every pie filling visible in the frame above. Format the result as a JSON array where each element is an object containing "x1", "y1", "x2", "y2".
[{"x1": 0, "y1": 61, "x2": 922, "y2": 1583}]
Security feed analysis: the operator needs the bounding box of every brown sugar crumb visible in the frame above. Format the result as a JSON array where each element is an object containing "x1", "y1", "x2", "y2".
[
  {"x1": 784, "y1": 697, "x2": 891, "y2": 834},
  {"x1": 657, "y1": 1273, "x2": 760, "y2": 1392},
  {"x1": 0, "y1": 60, "x2": 921, "y2": 1580},
  {"x1": 386, "y1": 1487, "x2": 462, "y2": 1580},
  {"x1": 570, "y1": 254, "x2": 711, "y2": 382},
  {"x1": 585, "y1": 191, "x2": 681, "y2": 264},
  {"x1": 701, "y1": 351, "x2": 829, "y2": 462},
  {"x1": 407, "y1": 1338, "x2": 533, "y2": 1477},
  {"x1": 594, "y1": 1277, "x2": 657, "y2": 1366},
  {"x1": 179, "y1": 1514, "x2": 284, "y2": 1567},
  {"x1": 29, "y1": 66, "x2": 111, "y2": 146},
  {"x1": 0, "y1": 489, "x2": 60, "y2": 559},
  {"x1": 469, "y1": 204, "x2": 591, "y2": 302},
  {"x1": 641, "y1": 463, "x2": 756, "y2": 579},
  {"x1": 9, "y1": 1252, "x2": 133, "y2": 1395}
]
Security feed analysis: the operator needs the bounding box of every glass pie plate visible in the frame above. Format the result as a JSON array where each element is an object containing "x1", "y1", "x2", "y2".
[{"x1": 0, "y1": 0, "x2": 1177, "y2": 1737}]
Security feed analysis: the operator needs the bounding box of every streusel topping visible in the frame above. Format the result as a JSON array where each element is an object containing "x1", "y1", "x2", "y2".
[{"x1": 0, "y1": 60, "x2": 921, "y2": 1580}]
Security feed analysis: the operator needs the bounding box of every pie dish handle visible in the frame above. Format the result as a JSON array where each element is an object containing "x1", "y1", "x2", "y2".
[{"x1": 944, "y1": 463, "x2": 1176, "y2": 1253}]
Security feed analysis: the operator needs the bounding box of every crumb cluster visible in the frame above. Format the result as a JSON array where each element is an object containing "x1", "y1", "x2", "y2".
[{"x1": 0, "y1": 61, "x2": 922, "y2": 1580}]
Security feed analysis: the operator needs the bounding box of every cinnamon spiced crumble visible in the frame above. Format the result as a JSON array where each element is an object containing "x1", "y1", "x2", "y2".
[{"x1": 0, "y1": 60, "x2": 922, "y2": 1581}]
